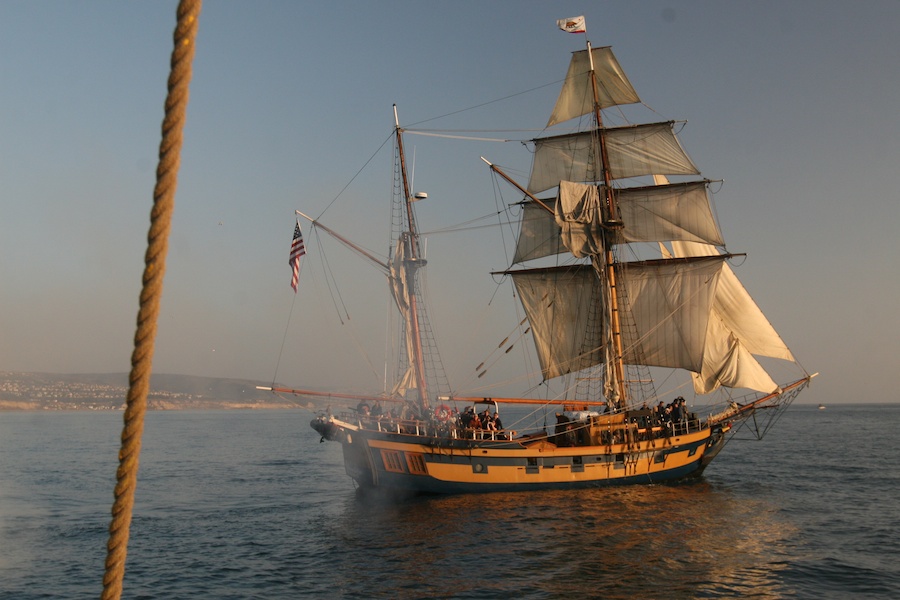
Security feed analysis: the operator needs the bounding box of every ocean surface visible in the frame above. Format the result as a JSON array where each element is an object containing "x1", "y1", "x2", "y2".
[{"x1": 0, "y1": 404, "x2": 898, "y2": 599}]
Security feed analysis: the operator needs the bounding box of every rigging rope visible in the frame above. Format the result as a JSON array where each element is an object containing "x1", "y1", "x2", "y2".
[{"x1": 101, "y1": 2, "x2": 201, "y2": 598}]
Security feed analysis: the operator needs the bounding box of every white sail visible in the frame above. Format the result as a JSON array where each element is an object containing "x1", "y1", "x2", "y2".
[
  {"x1": 512, "y1": 200, "x2": 565, "y2": 263},
  {"x1": 618, "y1": 257, "x2": 725, "y2": 372},
  {"x1": 511, "y1": 256, "x2": 726, "y2": 380},
  {"x1": 690, "y1": 316, "x2": 780, "y2": 394},
  {"x1": 672, "y1": 241, "x2": 794, "y2": 361},
  {"x1": 512, "y1": 266, "x2": 603, "y2": 379},
  {"x1": 614, "y1": 182, "x2": 724, "y2": 246},
  {"x1": 513, "y1": 180, "x2": 723, "y2": 263},
  {"x1": 547, "y1": 46, "x2": 641, "y2": 127},
  {"x1": 670, "y1": 240, "x2": 794, "y2": 394},
  {"x1": 516, "y1": 41, "x2": 790, "y2": 396},
  {"x1": 528, "y1": 123, "x2": 700, "y2": 194}
]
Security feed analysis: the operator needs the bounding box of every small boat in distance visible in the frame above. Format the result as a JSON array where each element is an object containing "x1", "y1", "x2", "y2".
[
  {"x1": 819, "y1": 404, "x2": 826, "y2": 410},
  {"x1": 262, "y1": 30, "x2": 816, "y2": 494}
]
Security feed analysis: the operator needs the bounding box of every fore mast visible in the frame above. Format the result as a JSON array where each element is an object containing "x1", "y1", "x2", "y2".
[
  {"x1": 585, "y1": 41, "x2": 629, "y2": 409},
  {"x1": 485, "y1": 38, "x2": 631, "y2": 410}
]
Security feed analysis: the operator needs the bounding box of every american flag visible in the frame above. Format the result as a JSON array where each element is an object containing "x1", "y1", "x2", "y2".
[{"x1": 289, "y1": 221, "x2": 306, "y2": 292}]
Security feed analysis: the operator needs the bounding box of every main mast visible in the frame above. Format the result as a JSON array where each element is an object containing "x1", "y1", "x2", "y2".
[{"x1": 393, "y1": 105, "x2": 430, "y2": 410}]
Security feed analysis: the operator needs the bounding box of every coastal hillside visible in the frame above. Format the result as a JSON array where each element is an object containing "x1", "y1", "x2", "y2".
[{"x1": 0, "y1": 372, "x2": 307, "y2": 411}]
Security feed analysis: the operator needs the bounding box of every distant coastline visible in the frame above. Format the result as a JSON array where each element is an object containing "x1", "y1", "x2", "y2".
[
  {"x1": 0, "y1": 372, "x2": 871, "y2": 411},
  {"x1": 0, "y1": 372, "x2": 304, "y2": 411}
]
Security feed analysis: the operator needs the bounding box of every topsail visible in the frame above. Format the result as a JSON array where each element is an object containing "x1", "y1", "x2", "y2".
[{"x1": 547, "y1": 47, "x2": 640, "y2": 126}]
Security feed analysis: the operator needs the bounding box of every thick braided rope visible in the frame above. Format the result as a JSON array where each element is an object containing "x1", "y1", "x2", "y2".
[{"x1": 101, "y1": 2, "x2": 201, "y2": 598}]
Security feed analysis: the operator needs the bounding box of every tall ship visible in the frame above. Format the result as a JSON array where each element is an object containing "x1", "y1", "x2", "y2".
[{"x1": 263, "y1": 32, "x2": 815, "y2": 494}]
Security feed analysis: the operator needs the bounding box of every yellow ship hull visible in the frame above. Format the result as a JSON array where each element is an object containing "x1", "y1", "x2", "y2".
[{"x1": 314, "y1": 416, "x2": 729, "y2": 494}]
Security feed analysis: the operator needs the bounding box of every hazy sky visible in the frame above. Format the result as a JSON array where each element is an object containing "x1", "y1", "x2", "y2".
[{"x1": 1, "y1": 1, "x2": 897, "y2": 406}]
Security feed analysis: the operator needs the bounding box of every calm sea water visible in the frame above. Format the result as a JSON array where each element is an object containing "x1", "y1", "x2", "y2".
[{"x1": 0, "y1": 404, "x2": 898, "y2": 599}]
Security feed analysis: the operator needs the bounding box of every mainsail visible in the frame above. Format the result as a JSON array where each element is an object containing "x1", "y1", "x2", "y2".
[{"x1": 510, "y1": 256, "x2": 727, "y2": 380}]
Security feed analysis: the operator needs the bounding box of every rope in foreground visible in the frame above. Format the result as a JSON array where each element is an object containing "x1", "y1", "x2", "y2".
[{"x1": 101, "y1": 2, "x2": 202, "y2": 598}]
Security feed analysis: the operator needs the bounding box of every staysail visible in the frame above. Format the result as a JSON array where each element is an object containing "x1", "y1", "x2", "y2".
[{"x1": 669, "y1": 240, "x2": 794, "y2": 394}]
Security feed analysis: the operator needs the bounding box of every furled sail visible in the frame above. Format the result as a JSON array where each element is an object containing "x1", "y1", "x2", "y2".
[
  {"x1": 388, "y1": 238, "x2": 417, "y2": 397},
  {"x1": 554, "y1": 180, "x2": 604, "y2": 259},
  {"x1": 511, "y1": 256, "x2": 726, "y2": 380},
  {"x1": 528, "y1": 123, "x2": 700, "y2": 194},
  {"x1": 547, "y1": 47, "x2": 640, "y2": 127}
]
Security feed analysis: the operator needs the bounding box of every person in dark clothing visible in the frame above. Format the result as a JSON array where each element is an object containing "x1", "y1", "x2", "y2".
[{"x1": 671, "y1": 396, "x2": 684, "y2": 424}]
